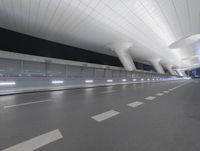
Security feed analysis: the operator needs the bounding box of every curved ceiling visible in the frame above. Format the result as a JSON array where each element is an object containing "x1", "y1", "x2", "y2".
[{"x1": 0, "y1": 0, "x2": 200, "y2": 70}]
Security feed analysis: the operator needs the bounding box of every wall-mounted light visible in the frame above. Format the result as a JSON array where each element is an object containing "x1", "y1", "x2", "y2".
[
  {"x1": 51, "y1": 80, "x2": 64, "y2": 84},
  {"x1": 0, "y1": 82, "x2": 16, "y2": 86},
  {"x1": 132, "y1": 79, "x2": 137, "y2": 81},
  {"x1": 107, "y1": 79, "x2": 113, "y2": 82},
  {"x1": 85, "y1": 80, "x2": 93, "y2": 83},
  {"x1": 141, "y1": 79, "x2": 144, "y2": 81},
  {"x1": 122, "y1": 79, "x2": 127, "y2": 82}
]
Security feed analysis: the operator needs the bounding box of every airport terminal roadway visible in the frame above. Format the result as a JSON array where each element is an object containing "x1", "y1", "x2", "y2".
[{"x1": 1, "y1": 80, "x2": 200, "y2": 151}]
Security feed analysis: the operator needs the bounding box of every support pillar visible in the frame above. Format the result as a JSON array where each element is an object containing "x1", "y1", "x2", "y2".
[
  {"x1": 151, "y1": 61, "x2": 165, "y2": 74},
  {"x1": 176, "y1": 70, "x2": 186, "y2": 77},
  {"x1": 115, "y1": 49, "x2": 136, "y2": 71},
  {"x1": 108, "y1": 43, "x2": 136, "y2": 71},
  {"x1": 165, "y1": 65, "x2": 176, "y2": 75}
]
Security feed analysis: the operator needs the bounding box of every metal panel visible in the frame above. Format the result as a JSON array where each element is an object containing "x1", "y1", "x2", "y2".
[
  {"x1": 0, "y1": 58, "x2": 21, "y2": 76},
  {"x1": 94, "y1": 68, "x2": 104, "y2": 78},
  {"x1": 67, "y1": 65, "x2": 82, "y2": 78},
  {"x1": 121, "y1": 71, "x2": 126, "y2": 78},
  {"x1": 23, "y1": 61, "x2": 46, "y2": 76},
  {"x1": 105, "y1": 69, "x2": 113, "y2": 78},
  {"x1": 112, "y1": 70, "x2": 120, "y2": 78},
  {"x1": 47, "y1": 63, "x2": 65, "y2": 77},
  {"x1": 81, "y1": 67, "x2": 94, "y2": 78}
]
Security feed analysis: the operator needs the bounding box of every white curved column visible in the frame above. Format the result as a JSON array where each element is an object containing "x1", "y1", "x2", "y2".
[
  {"x1": 115, "y1": 49, "x2": 136, "y2": 71},
  {"x1": 108, "y1": 43, "x2": 136, "y2": 71},
  {"x1": 165, "y1": 65, "x2": 176, "y2": 75},
  {"x1": 151, "y1": 61, "x2": 165, "y2": 74},
  {"x1": 176, "y1": 70, "x2": 186, "y2": 77}
]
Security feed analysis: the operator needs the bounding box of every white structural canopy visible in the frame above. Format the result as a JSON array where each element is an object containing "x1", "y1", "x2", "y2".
[{"x1": 0, "y1": 0, "x2": 199, "y2": 74}]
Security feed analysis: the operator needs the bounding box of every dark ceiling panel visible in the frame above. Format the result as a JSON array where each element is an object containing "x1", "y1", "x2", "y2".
[{"x1": 0, "y1": 28, "x2": 122, "y2": 67}]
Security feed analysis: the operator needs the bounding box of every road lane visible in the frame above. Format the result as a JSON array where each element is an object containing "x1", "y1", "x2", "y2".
[{"x1": 0, "y1": 80, "x2": 193, "y2": 151}]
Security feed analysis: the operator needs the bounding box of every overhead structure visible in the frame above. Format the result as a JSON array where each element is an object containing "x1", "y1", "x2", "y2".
[
  {"x1": 165, "y1": 65, "x2": 176, "y2": 75},
  {"x1": 0, "y1": 0, "x2": 200, "y2": 75},
  {"x1": 151, "y1": 60, "x2": 165, "y2": 74},
  {"x1": 107, "y1": 43, "x2": 136, "y2": 71},
  {"x1": 176, "y1": 70, "x2": 187, "y2": 77}
]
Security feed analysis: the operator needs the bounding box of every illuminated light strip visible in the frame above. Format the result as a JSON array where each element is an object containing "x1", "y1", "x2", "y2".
[
  {"x1": 0, "y1": 82, "x2": 16, "y2": 86},
  {"x1": 51, "y1": 80, "x2": 64, "y2": 84},
  {"x1": 85, "y1": 80, "x2": 94, "y2": 83},
  {"x1": 107, "y1": 79, "x2": 113, "y2": 82}
]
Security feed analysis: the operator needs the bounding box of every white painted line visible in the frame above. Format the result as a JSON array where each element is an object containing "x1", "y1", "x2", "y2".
[
  {"x1": 3, "y1": 129, "x2": 63, "y2": 151},
  {"x1": 169, "y1": 82, "x2": 189, "y2": 91},
  {"x1": 127, "y1": 101, "x2": 143, "y2": 108},
  {"x1": 163, "y1": 91, "x2": 169, "y2": 93},
  {"x1": 100, "y1": 90, "x2": 117, "y2": 94},
  {"x1": 156, "y1": 93, "x2": 164, "y2": 96},
  {"x1": 91, "y1": 110, "x2": 120, "y2": 122},
  {"x1": 4, "y1": 99, "x2": 53, "y2": 109},
  {"x1": 145, "y1": 96, "x2": 156, "y2": 100}
]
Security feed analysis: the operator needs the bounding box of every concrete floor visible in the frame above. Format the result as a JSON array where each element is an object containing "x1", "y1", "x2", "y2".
[{"x1": 0, "y1": 80, "x2": 200, "y2": 151}]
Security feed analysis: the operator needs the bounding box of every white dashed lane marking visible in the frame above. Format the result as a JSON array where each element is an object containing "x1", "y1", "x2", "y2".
[
  {"x1": 145, "y1": 96, "x2": 156, "y2": 100},
  {"x1": 3, "y1": 129, "x2": 63, "y2": 151},
  {"x1": 127, "y1": 101, "x2": 143, "y2": 108},
  {"x1": 156, "y1": 93, "x2": 164, "y2": 96},
  {"x1": 163, "y1": 91, "x2": 169, "y2": 93},
  {"x1": 91, "y1": 110, "x2": 120, "y2": 122}
]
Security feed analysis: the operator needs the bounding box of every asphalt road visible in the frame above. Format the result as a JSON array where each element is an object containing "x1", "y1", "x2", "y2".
[{"x1": 1, "y1": 79, "x2": 200, "y2": 151}]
